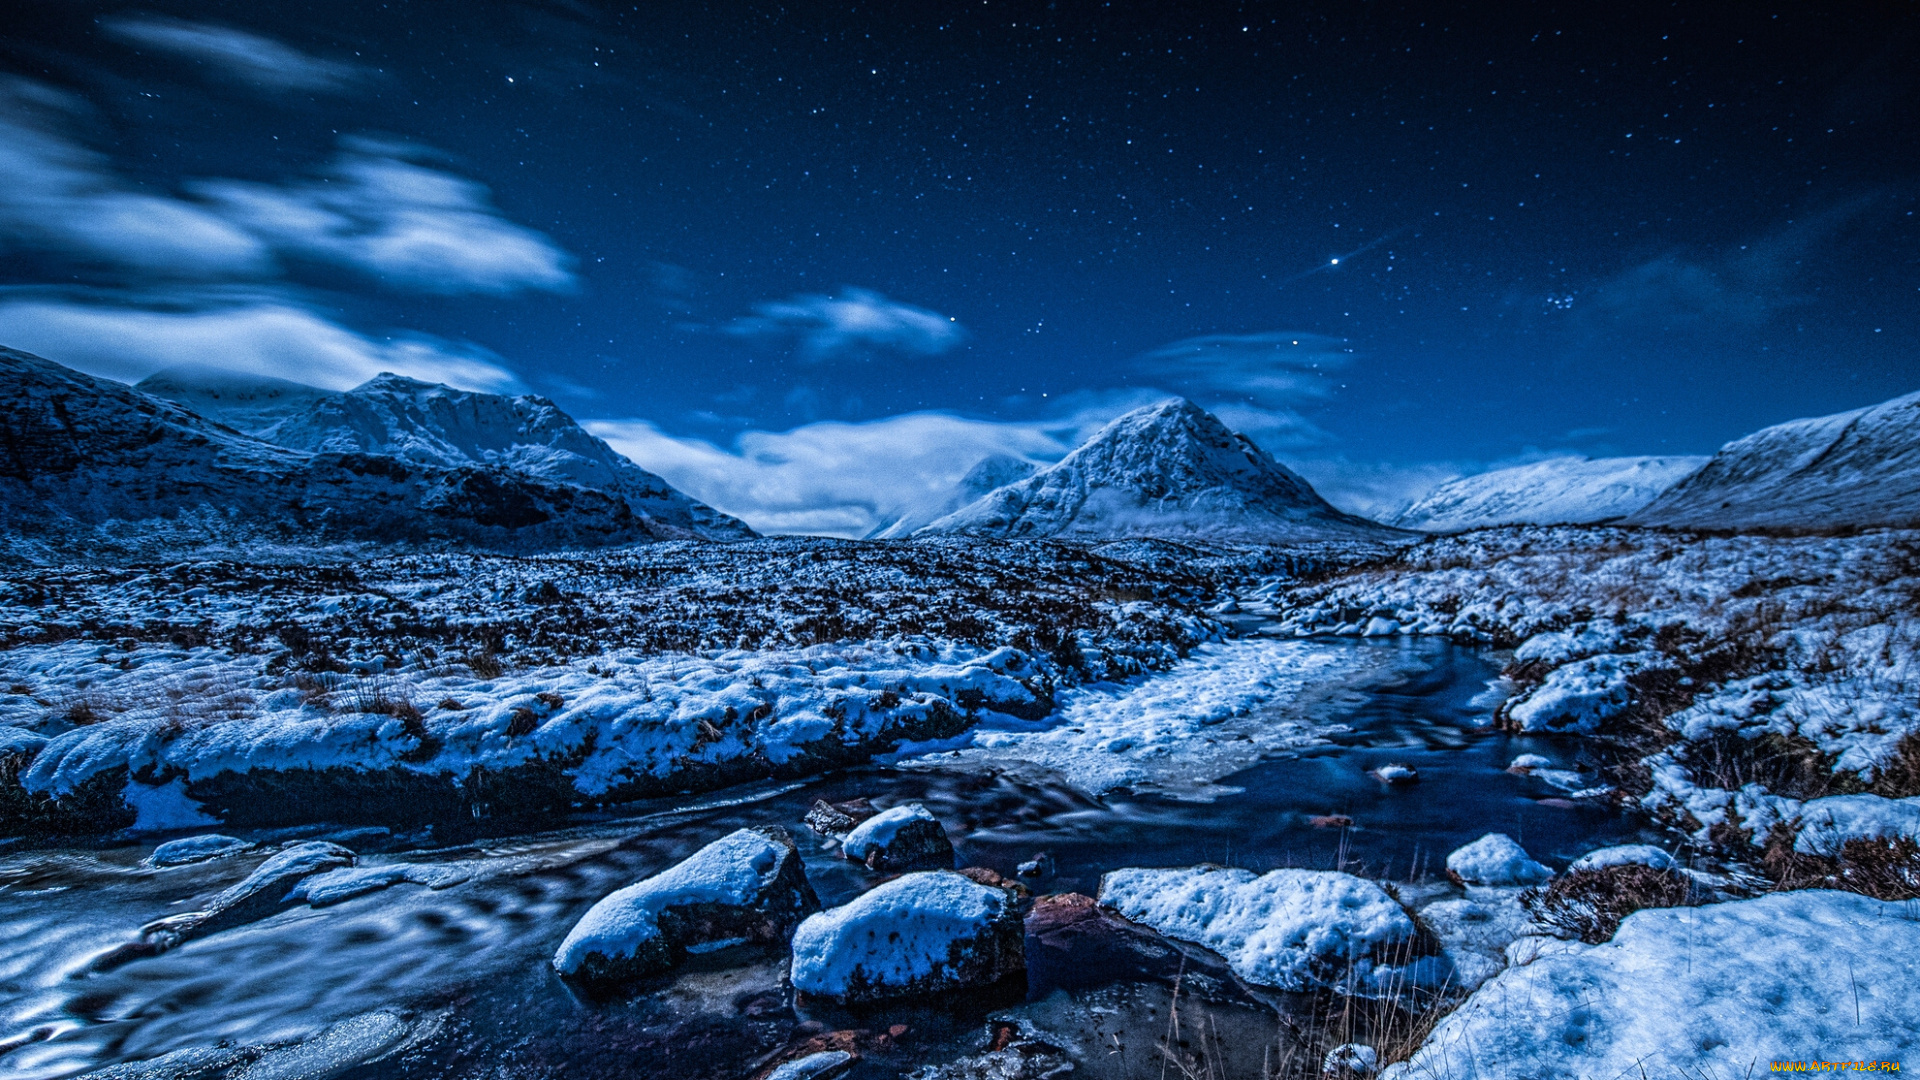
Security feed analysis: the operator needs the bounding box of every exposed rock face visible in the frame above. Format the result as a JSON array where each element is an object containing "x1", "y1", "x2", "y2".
[
  {"x1": 803, "y1": 797, "x2": 877, "y2": 838},
  {"x1": 0, "y1": 347, "x2": 663, "y2": 557},
  {"x1": 840, "y1": 803, "x2": 955, "y2": 872},
  {"x1": 1392, "y1": 455, "x2": 1707, "y2": 532},
  {"x1": 920, "y1": 398, "x2": 1398, "y2": 541},
  {"x1": 1629, "y1": 388, "x2": 1920, "y2": 530},
  {"x1": 788, "y1": 871, "x2": 1026, "y2": 1003},
  {"x1": 553, "y1": 826, "x2": 818, "y2": 990},
  {"x1": 137, "y1": 366, "x2": 755, "y2": 541},
  {"x1": 868, "y1": 454, "x2": 1038, "y2": 540}
]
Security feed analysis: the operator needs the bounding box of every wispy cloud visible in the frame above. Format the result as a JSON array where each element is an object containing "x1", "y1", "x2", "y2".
[
  {"x1": 0, "y1": 79, "x2": 271, "y2": 275},
  {"x1": 590, "y1": 412, "x2": 1066, "y2": 537},
  {"x1": 0, "y1": 296, "x2": 519, "y2": 392},
  {"x1": 101, "y1": 16, "x2": 365, "y2": 94},
  {"x1": 1133, "y1": 330, "x2": 1350, "y2": 449},
  {"x1": 0, "y1": 78, "x2": 573, "y2": 294},
  {"x1": 198, "y1": 139, "x2": 576, "y2": 294},
  {"x1": 727, "y1": 288, "x2": 965, "y2": 361}
]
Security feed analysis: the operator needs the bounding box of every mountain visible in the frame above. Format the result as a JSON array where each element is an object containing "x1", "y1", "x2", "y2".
[
  {"x1": 137, "y1": 368, "x2": 754, "y2": 541},
  {"x1": 867, "y1": 453, "x2": 1038, "y2": 540},
  {"x1": 1393, "y1": 456, "x2": 1708, "y2": 532},
  {"x1": 1629, "y1": 389, "x2": 1920, "y2": 531},
  {"x1": 917, "y1": 398, "x2": 1400, "y2": 542},
  {"x1": 0, "y1": 347, "x2": 666, "y2": 559}
]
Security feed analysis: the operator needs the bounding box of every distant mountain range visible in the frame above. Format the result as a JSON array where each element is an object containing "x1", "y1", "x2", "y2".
[
  {"x1": 1629, "y1": 389, "x2": 1920, "y2": 530},
  {"x1": 867, "y1": 454, "x2": 1037, "y2": 540},
  {"x1": 137, "y1": 366, "x2": 754, "y2": 541},
  {"x1": 1393, "y1": 456, "x2": 1708, "y2": 531},
  {"x1": 915, "y1": 398, "x2": 1402, "y2": 542}
]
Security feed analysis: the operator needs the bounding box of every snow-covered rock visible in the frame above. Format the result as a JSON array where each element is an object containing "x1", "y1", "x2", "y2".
[
  {"x1": 1630, "y1": 388, "x2": 1920, "y2": 530},
  {"x1": 789, "y1": 871, "x2": 1025, "y2": 1002},
  {"x1": 1791, "y1": 794, "x2": 1920, "y2": 855},
  {"x1": 0, "y1": 347, "x2": 661, "y2": 558},
  {"x1": 553, "y1": 826, "x2": 817, "y2": 987},
  {"x1": 840, "y1": 803, "x2": 954, "y2": 872},
  {"x1": 146, "y1": 834, "x2": 250, "y2": 867},
  {"x1": 868, "y1": 454, "x2": 1037, "y2": 540},
  {"x1": 764, "y1": 1050, "x2": 855, "y2": 1080},
  {"x1": 139, "y1": 367, "x2": 754, "y2": 541},
  {"x1": 919, "y1": 398, "x2": 1399, "y2": 541},
  {"x1": 1567, "y1": 844, "x2": 1676, "y2": 872},
  {"x1": 1504, "y1": 652, "x2": 1664, "y2": 733},
  {"x1": 1395, "y1": 455, "x2": 1706, "y2": 532},
  {"x1": 1096, "y1": 865, "x2": 1444, "y2": 995},
  {"x1": 201, "y1": 841, "x2": 358, "y2": 931},
  {"x1": 1383, "y1": 891, "x2": 1920, "y2": 1079},
  {"x1": 1445, "y1": 834, "x2": 1552, "y2": 886},
  {"x1": 1323, "y1": 1043, "x2": 1379, "y2": 1076}
]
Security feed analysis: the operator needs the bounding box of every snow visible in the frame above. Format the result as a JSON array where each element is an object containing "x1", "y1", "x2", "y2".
[
  {"x1": 552, "y1": 828, "x2": 787, "y2": 976},
  {"x1": 1631, "y1": 387, "x2": 1920, "y2": 530},
  {"x1": 789, "y1": 871, "x2": 1016, "y2": 999},
  {"x1": 1445, "y1": 834, "x2": 1552, "y2": 886},
  {"x1": 1791, "y1": 794, "x2": 1920, "y2": 855},
  {"x1": 920, "y1": 398, "x2": 1397, "y2": 542},
  {"x1": 1414, "y1": 888, "x2": 1542, "y2": 992},
  {"x1": 1096, "y1": 865, "x2": 1443, "y2": 995},
  {"x1": 1503, "y1": 652, "x2": 1664, "y2": 733},
  {"x1": 1506, "y1": 753, "x2": 1551, "y2": 771},
  {"x1": 907, "y1": 638, "x2": 1387, "y2": 798},
  {"x1": 868, "y1": 454, "x2": 1036, "y2": 540},
  {"x1": 0, "y1": 726, "x2": 48, "y2": 755},
  {"x1": 765, "y1": 1051, "x2": 855, "y2": 1080},
  {"x1": 146, "y1": 834, "x2": 250, "y2": 867},
  {"x1": 210, "y1": 841, "x2": 356, "y2": 913},
  {"x1": 842, "y1": 804, "x2": 941, "y2": 862},
  {"x1": 1323, "y1": 1044, "x2": 1379, "y2": 1075},
  {"x1": 1567, "y1": 844, "x2": 1676, "y2": 872},
  {"x1": 122, "y1": 776, "x2": 218, "y2": 833},
  {"x1": 1383, "y1": 891, "x2": 1920, "y2": 1079},
  {"x1": 294, "y1": 862, "x2": 470, "y2": 906},
  {"x1": 1393, "y1": 455, "x2": 1707, "y2": 532}
]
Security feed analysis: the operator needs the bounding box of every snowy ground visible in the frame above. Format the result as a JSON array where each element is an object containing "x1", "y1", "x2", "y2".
[
  {"x1": 0, "y1": 538, "x2": 1277, "y2": 834},
  {"x1": 1257, "y1": 526, "x2": 1920, "y2": 856}
]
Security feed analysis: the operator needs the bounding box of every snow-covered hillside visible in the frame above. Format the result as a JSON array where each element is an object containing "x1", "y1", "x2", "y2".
[
  {"x1": 1393, "y1": 455, "x2": 1706, "y2": 532},
  {"x1": 920, "y1": 398, "x2": 1400, "y2": 542},
  {"x1": 138, "y1": 368, "x2": 754, "y2": 541},
  {"x1": 1630, "y1": 388, "x2": 1920, "y2": 530},
  {"x1": 867, "y1": 454, "x2": 1036, "y2": 539},
  {"x1": 0, "y1": 347, "x2": 662, "y2": 559}
]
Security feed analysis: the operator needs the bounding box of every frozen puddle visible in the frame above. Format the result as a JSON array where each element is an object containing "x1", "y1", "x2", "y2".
[{"x1": 903, "y1": 639, "x2": 1395, "y2": 798}]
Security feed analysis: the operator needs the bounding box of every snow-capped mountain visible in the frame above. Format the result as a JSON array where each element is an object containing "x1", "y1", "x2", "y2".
[
  {"x1": 1, "y1": 347, "x2": 663, "y2": 558},
  {"x1": 1393, "y1": 456, "x2": 1708, "y2": 532},
  {"x1": 867, "y1": 453, "x2": 1038, "y2": 540},
  {"x1": 918, "y1": 398, "x2": 1400, "y2": 541},
  {"x1": 137, "y1": 368, "x2": 754, "y2": 541},
  {"x1": 1630, "y1": 388, "x2": 1920, "y2": 530}
]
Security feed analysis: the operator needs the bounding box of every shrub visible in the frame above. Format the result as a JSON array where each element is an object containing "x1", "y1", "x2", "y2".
[{"x1": 1520, "y1": 864, "x2": 1701, "y2": 944}]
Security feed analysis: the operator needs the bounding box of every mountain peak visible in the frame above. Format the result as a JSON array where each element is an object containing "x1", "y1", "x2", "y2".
[{"x1": 919, "y1": 398, "x2": 1397, "y2": 541}]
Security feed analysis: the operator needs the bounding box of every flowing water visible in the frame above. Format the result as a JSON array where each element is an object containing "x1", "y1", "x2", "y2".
[{"x1": 0, "y1": 639, "x2": 1662, "y2": 1079}]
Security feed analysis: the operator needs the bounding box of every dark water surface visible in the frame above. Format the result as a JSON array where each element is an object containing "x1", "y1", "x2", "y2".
[{"x1": 0, "y1": 639, "x2": 1659, "y2": 1080}]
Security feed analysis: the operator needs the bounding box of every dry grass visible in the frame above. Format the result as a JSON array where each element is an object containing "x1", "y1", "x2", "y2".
[
  {"x1": 1520, "y1": 865, "x2": 1702, "y2": 944},
  {"x1": 1761, "y1": 830, "x2": 1920, "y2": 901}
]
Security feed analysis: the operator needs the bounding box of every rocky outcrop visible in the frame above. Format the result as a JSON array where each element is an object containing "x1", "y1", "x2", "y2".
[
  {"x1": 553, "y1": 827, "x2": 818, "y2": 990},
  {"x1": 788, "y1": 871, "x2": 1026, "y2": 1003}
]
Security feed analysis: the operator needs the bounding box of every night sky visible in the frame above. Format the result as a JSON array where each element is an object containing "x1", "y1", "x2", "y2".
[{"x1": 2, "y1": 2, "x2": 1916, "y2": 534}]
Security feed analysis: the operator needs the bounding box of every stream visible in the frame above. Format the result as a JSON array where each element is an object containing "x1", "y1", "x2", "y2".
[{"x1": 0, "y1": 639, "x2": 1663, "y2": 1079}]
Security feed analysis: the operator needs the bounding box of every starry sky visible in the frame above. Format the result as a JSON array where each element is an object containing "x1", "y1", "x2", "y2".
[{"x1": 2, "y1": 1, "x2": 1916, "y2": 534}]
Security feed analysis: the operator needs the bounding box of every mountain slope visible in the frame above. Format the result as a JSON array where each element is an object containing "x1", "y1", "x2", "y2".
[
  {"x1": 137, "y1": 369, "x2": 755, "y2": 541},
  {"x1": 1629, "y1": 389, "x2": 1920, "y2": 530},
  {"x1": 868, "y1": 453, "x2": 1037, "y2": 540},
  {"x1": 1393, "y1": 456, "x2": 1707, "y2": 532},
  {"x1": 1, "y1": 347, "x2": 661, "y2": 558},
  {"x1": 919, "y1": 398, "x2": 1399, "y2": 541}
]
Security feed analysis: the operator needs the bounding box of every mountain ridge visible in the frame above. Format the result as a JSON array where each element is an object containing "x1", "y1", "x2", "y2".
[{"x1": 1394, "y1": 455, "x2": 1708, "y2": 532}]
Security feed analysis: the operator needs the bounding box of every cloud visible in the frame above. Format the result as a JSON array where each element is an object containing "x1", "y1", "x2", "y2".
[
  {"x1": 727, "y1": 288, "x2": 965, "y2": 361},
  {"x1": 590, "y1": 412, "x2": 1067, "y2": 537},
  {"x1": 0, "y1": 297, "x2": 519, "y2": 391},
  {"x1": 1133, "y1": 331, "x2": 1350, "y2": 449},
  {"x1": 102, "y1": 16, "x2": 364, "y2": 94},
  {"x1": 0, "y1": 79, "x2": 271, "y2": 275},
  {"x1": 0, "y1": 79, "x2": 572, "y2": 294},
  {"x1": 196, "y1": 141, "x2": 576, "y2": 294},
  {"x1": 1286, "y1": 458, "x2": 1464, "y2": 521}
]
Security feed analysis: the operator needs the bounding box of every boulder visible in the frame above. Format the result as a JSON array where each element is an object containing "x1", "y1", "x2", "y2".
[
  {"x1": 1023, "y1": 891, "x2": 1253, "y2": 999},
  {"x1": 789, "y1": 871, "x2": 1025, "y2": 1003},
  {"x1": 804, "y1": 797, "x2": 877, "y2": 838},
  {"x1": 841, "y1": 803, "x2": 954, "y2": 872},
  {"x1": 145, "y1": 834, "x2": 251, "y2": 867},
  {"x1": 1098, "y1": 865, "x2": 1447, "y2": 995},
  {"x1": 1445, "y1": 833, "x2": 1553, "y2": 886},
  {"x1": 553, "y1": 826, "x2": 818, "y2": 989}
]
